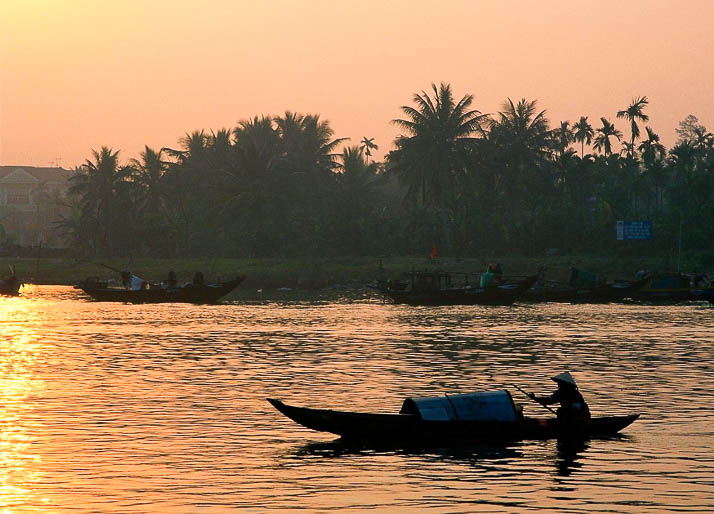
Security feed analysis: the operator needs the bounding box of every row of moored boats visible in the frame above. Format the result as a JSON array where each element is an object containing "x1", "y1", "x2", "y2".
[
  {"x1": 371, "y1": 268, "x2": 714, "y2": 306},
  {"x1": 2, "y1": 267, "x2": 713, "y2": 306}
]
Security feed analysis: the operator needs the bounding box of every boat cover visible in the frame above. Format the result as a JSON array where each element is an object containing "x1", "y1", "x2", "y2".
[{"x1": 400, "y1": 390, "x2": 518, "y2": 422}]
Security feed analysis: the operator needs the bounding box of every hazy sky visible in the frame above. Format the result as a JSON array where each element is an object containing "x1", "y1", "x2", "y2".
[{"x1": 1, "y1": 0, "x2": 712, "y2": 168}]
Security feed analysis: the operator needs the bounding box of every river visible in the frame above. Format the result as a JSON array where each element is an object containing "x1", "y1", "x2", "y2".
[{"x1": 1, "y1": 286, "x2": 712, "y2": 511}]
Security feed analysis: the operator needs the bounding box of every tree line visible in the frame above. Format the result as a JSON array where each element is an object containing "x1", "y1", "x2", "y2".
[{"x1": 61, "y1": 83, "x2": 714, "y2": 261}]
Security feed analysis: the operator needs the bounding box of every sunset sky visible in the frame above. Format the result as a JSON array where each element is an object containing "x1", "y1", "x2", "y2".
[{"x1": 1, "y1": 0, "x2": 712, "y2": 168}]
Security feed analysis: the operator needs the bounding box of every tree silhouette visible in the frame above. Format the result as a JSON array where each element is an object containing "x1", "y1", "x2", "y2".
[
  {"x1": 359, "y1": 137, "x2": 378, "y2": 163},
  {"x1": 593, "y1": 118, "x2": 623, "y2": 156},
  {"x1": 617, "y1": 96, "x2": 649, "y2": 160},
  {"x1": 389, "y1": 82, "x2": 487, "y2": 207},
  {"x1": 573, "y1": 116, "x2": 594, "y2": 158}
]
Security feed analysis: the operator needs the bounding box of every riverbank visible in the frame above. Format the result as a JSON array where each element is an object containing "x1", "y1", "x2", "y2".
[{"x1": 1, "y1": 253, "x2": 706, "y2": 290}]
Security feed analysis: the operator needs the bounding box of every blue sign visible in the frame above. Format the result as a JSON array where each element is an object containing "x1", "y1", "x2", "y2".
[{"x1": 616, "y1": 220, "x2": 652, "y2": 240}]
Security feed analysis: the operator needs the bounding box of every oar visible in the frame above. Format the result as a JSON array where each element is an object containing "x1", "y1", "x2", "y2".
[
  {"x1": 512, "y1": 384, "x2": 557, "y2": 415},
  {"x1": 97, "y1": 262, "x2": 123, "y2": 274}
]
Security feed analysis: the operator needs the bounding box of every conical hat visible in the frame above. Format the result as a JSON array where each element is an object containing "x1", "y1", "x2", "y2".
[{"x1": 551, "y1": 371, "x2": 577, "y2": 386}]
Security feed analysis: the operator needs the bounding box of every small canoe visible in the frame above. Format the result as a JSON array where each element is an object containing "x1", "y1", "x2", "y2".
[
  {"x1": 78, "y1": 276, "x2": 246, "y2": 304},
  {"x1": 267, "y1": 398, "x2": 639, "y2": 443}
]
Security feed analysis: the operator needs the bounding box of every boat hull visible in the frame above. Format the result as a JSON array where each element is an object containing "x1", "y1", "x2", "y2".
[
  {"x1": 267, "y1": 399, "x2": 639, "y2": 442},
  {"x1": 79, "y1": 276, "x2": 246, "y2": 304},
  {"x1": 375, "y1": 276, "x2": 537, "y2": 306}
]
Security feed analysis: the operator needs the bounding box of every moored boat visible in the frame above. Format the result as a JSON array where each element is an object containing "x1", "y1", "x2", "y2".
[
  {"x1": 0, "y1": 273, "x2": 22, "y2": 296},
  {"x1": 371, "y1": 270, "x2": 537, "y2": 306},
  {"x1": 631, "y1": 272, "x2": 714, "y2": 304},
  {"x1": 522, "y1": 267, "x2": 648, "y2": 303},
  {"x1": 267, "y1": 390, "x2": 639, "y2": 443},
  {"x1": 77, "y1": 275, "x2": 246, "y2": 304}
]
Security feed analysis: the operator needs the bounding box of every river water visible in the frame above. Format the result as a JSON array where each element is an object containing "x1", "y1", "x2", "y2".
[{"x1": 1, "y1": 285, "x2": 712, "y2": 511}]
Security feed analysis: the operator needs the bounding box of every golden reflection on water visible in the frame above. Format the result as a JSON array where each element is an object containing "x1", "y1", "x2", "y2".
[
  {"x1": 0, "y1": 287, "x2": 711, "y2": 511},
  {"x1": 0, "y1": 294, "x2": 47, "y2": 509}
]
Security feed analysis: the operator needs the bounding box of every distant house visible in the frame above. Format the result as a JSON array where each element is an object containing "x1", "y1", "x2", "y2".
[{"x1": 0, "y1": 166, "x2": 72, "y2": 247}]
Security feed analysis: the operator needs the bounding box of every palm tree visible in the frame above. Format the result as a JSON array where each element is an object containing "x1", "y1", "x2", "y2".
[
  {"x1": 274, "y1": 111, "x2": 347, "y2": 180},
  {"x1": 389, "y1": 82, "x2": 487, "y2": 207},
  {"x1": 67, "y1": 146, "x2": 129, "y2": 254},
  {"x1": 359, "y1": 137, "x2": 379, "y2": 163},
  {"x1": 593, "y1": 118, "x2": 623, "y2": 156},
  {"x1": 617, "y1": 96, "x2": 649, "y2": 160},
  {"x1": 552, "y1": 120, "x2": 575, "y2": 158},
  {"x1": 573, "y1": 116, "x2": 594, "y2": 158},
  {"x1": 488, "y1": 98, "x2": 551, "y2": 254},
  {"x1": 223, "y1": 116, "x2": 283, "y2": 254},
  {"x1": 491, "y1": 98, "x2": 550, "y2": 159},
  {"x1": 129, "y1": 146, "x2": 167, "y2": 209},
  {"x1": 332, "y1": 146, "x2": 383, "y2": 252},
  {"x1": 638, "y1": 127, "x2": 666, "y2": 166},
  {"x1": 163, "y1": 130, "x2": 208, "y2": 163}
]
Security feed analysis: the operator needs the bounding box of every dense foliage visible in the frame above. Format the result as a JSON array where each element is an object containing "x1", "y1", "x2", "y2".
[{"x1": 62, "y1": 85, "x2": 714, "y2": 260}]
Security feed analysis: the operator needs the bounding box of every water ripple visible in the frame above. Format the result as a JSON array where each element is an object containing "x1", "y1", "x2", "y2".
[{"x1": 0, "y1": 286, "x2": 712, "y2": 510}]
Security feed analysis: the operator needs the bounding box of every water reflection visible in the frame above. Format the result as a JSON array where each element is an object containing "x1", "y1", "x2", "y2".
[
  {"x1": 290, "y1": 436, "x2": 622, "y2": 479},
  {"x1": 0, "y1": 295, "x2": 46, "y2": 509},
  {"x1": 555, "y1": 438, "x2": 590, "y2": 476},
  {"x1": 0, "y1": 286, "x2": 711, "y2": 511},
  {"x1": 294, "y1": 439, "x2": 524, "y2": 463}
]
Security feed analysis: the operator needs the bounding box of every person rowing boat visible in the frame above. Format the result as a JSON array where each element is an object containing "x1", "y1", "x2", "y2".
[{"x1": 528, "y1": 371, "x2": 591, "y2": 423}]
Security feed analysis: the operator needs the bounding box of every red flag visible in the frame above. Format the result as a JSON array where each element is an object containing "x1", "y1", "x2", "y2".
[{"x1": 429, "y1": 244, "x2": 438, "y2": 259}]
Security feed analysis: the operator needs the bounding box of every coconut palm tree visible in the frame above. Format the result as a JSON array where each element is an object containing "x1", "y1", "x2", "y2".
[
  {"x1": 359, "y1": 137, "x2": 379, "y2": 163},
  {"x1": 274, "y1": 111, "x2": 347, "y2": 181},
  {"x1": 491, "y1": 98, "x2": 550, "y2": 160},
  {"x1": 129, "y1": 146, "x2": 167, "y2": 209},
  {"x1": 389, "y1": 82, "x2": 487, "y2": 207},
  {"x1": 67, "y1": 146, "x2": 130, "y2": 254},
  {"x1": 573, "y1": 116, "x2": 594, "y2": 158},
  {"x1": 593, "y1": 118, "x2": 623, "y2": 156},
  {"x1": 617, "y1": 96, "x2": 649, "y2": 160}
]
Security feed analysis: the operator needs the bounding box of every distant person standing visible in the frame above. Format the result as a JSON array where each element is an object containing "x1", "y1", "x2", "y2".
[
  {"x1": 492, "y1": 263, "x2": 503, "y2": 282},
  {"x1": 167, "y1": 270, "x2": 177, "y2": 289},
  {"x1": 193, "y1": 271, "x2": 205, "y2": 286}
]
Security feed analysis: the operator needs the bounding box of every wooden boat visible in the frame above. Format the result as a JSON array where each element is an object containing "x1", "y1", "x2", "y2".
[
  {"x1": 522, "y1": 267, "x2": 648, "y2": 303},
  {"x1": 627, "y1": 272, "x2": 714, "y2": 304},
  {"x1": 77, "y1": 275, "x2": 246, "y2": 304},
  {"x1": 522, "y1": 278, "x2": 648, "y2": 303},
  {"x1": 371, "y1": 271, "x2": 537, "y2": 306},
  {"x1": 267, "y1": 391, "x2": 639, "y2": 443},
  {"x1": 0, "y1": 275, "x2": 22, "y2": 296}
]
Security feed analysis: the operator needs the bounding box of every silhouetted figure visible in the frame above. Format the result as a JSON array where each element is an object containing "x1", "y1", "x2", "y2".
[
  {"x1": 121, "y1": 271, "x2": 131, "y2": 289},
  {"x1": 536, "y1": 265, "x2": 546, "y2": 288},
  {"x1": 480, "y1": 264, "x2": 495, "y2": 288},
  {"x1": 167, "y1": 270, "x2": 177, "y2": 289},
  {"x1": 193, "y1": 271, "x2": 205, "y2": 286},
  {"x1": 529, "y1": 372, "x2": 591, "y2": 423}
]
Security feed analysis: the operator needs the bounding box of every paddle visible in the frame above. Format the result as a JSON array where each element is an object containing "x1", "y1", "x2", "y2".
[
  {"x1": 512, "y1": 384, "x2": 557, "y2": 415},
  {"x1": 97, "y1": 262, "x2": 123, "y2": 274}
]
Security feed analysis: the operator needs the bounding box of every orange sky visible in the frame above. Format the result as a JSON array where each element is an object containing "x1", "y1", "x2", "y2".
[{"x1": 1, "y1": 0, "x2": 712, "y2": 168}]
